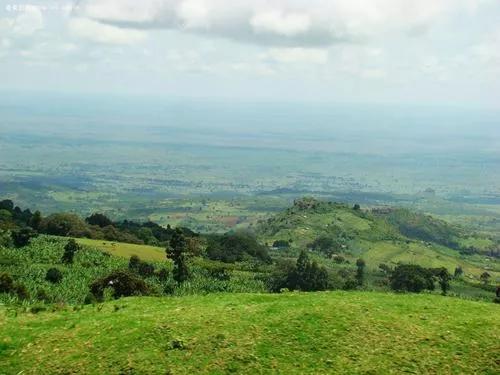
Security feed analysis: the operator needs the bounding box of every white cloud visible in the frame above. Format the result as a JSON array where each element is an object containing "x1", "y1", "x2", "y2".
[
  {"x1": 68, "y1": 17, "x2": 147, "y2": 45},
  {"x1": 12, "y1": 7, "x2": 44, "y2": 36},
  {"x1": 250, "y1": 11, "x2": 311, "y2": 37},
  {"x1": 264, "y1": 47, "x2": 328, "y2": 65},
  {"x1": 76, "y1": 0, "x2": 485, "y2": 46}
]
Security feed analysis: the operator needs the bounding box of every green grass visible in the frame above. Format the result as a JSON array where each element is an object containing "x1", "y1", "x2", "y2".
[
  {"x1": 0, "y1": 292, "x2": 498, "y2": 374},
  {"x1": 76, "y1": 238, "x2": 166, "y2": 262}
]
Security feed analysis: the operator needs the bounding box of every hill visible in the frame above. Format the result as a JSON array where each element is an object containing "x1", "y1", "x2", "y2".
[
  {"x1": 0, "y1": 292, "x2": 498, "y2": 374},
  {"x1": 257, "y1": 198, "x2": 499, "y2": 281}
]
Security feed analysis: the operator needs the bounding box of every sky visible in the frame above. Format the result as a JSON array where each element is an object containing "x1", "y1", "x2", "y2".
[{"x1": 0, "y1": 0, "x2": 499, "y2": 108}]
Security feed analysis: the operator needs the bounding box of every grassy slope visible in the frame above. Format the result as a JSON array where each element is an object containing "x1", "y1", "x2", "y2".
[
  {"x1": 258, "y1": 201, "x2": 499, "y2": 280},
  {"x1": 1, "y1": 292, "x2": 498, "y2": 374},
  {"x1": 76, "y1": 238, "x2": 166, "y2": 262}
]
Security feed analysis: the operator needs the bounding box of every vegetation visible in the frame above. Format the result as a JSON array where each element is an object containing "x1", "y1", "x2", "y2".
[
  {"x1": 206, "y1": 232, "x2": 271, "y2": 263},
  {"x1": 0, "y1": 292, "x2": 498, "y2": 374},
  {"x1": 167, "y1": 228, "x2": 190, "y2": 283}
]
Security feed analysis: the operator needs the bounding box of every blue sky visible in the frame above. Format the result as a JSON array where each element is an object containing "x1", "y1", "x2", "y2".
[{"x1": 0, "y1": 0, "x2": 499, "y2": 108}]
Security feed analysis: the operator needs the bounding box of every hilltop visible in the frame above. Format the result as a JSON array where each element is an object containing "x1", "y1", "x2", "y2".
[{"x1": 257, "y1": 197, "x2": 499, "y2": 281}]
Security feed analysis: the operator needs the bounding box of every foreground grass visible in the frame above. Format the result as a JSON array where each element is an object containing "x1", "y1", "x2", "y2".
[{"x1": 1, "y1": 292, "x2": 498, "y2": 374}]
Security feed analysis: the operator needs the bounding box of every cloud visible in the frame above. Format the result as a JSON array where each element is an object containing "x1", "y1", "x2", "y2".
[
  {"x1": 68, "y1": 17, "x2": 148, "y2": 45},
  {"x1": 250, "y1": 11, "x2": 311, "y2": 37},
  {"x1": 264, "y1": 48, "x2": 328, "y2": 65},
  {"x1": 75, "y1": 0, "x2": 485, "y2": 47}
]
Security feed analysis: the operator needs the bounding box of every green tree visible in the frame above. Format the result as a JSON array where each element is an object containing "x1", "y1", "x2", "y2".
[
  {"x1": 480, "y1": 272, "x2": 491, "y2": 285},
  {"x1": 11, "y1": 227, "x2": 37, "y2": 248},
  {"x1": 435, "y1": 267, "x2": 451, "y2": 295},
  {"x1": 389, "y1": 264, "x2": 435, "y2": 293},
  {"x1": 61, "y1": 239, "x2": 79, "y2": 264},
  {"x1": 85, "y1": 213, "x2": 113, "y2": 228},
  {"x1": 29, "y1": 210, "x2": 42, "y2": 230},
  {"x1": 454, "y1": 266, "x2": 463, "y2": 278},
  {"x1": 167, "y1": 228, "x2": 190, "y2": 283},
  {"x1": 355, "y1": 258, "x2": 366, "y2": 286}
]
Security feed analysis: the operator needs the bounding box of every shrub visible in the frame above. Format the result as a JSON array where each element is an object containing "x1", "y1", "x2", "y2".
[
  {"x1": 206, "y1": 232, "x2": 271, "y2": 263},
  {"x1": 85, "y1": 213, "x2": 113, "y2": 228},
  {"x1": 40, "y1": 213, "x2": 87, "y2": 236},
  {"x1": 0, "y1": 272, "x2": 15, "y2": 293},
  {"x1": 128, "y1": 255, "x2": 141, "y2": 271},
  {"x1": 90, "y1": 270, "x2": 149, "y2": 301},
  {"x1": 61, "y1": 239, "x2": 79, "y2": 264},
  {"x1": 36, "y1": 289, "x2": 51, "y2": 302},
  {"x1": 272, "y1": 240, "x2": 290, "y2": 249},
  {"x1": 128, "y1": 255, "x2": 155, "y2": 277},
  {"x1": 45, "y1": 268, "x2": 63, "y2": 284},
  {"x1": 138, "y1": 262, "x2": 155, "y2": 277},
  {"x1": 269, "y1": 251, "x2": 329, "y2": 292},
  {"x1": 480, "y1": 272, "x2": 491, "y2": 285},
  {"x1": 333, "y1": 255, "x2": 345, "y2": 264},
  {"x1": 355, "y1": 258, "x2": 366, "y2": 286},
  {"x1": 208, "y1": 267, "x2": 231, "y2": 281},
  {"x1": 14, "y1": 283, "x2": 30, "y2": 300},
  {"x1": 11, "y1": 227, "x2": 37, "y2": 248},
  {"x1": 157, "y1": 268, "x2": 169, "y2": 281},
  {"x1": 389, "y1": 264, "x2": 435, "y2": 293},
  {"x1": 167, "y1": 228, "x2": 190, "y2": 283}
]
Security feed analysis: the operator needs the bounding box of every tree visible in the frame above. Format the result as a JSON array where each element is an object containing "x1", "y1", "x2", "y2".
[
  {"x1": 355, "y1": 258, "x2": 366, "y2": 286},
  {"x1": 285, "y1": 250, "x2": 329, "y2": 292},
  {"x1": 61, "y1": 239, "x2": 79, "y2": 264},
  {"x1": 389, "y1": 264, "x2": 435, "y2": 293},
  {"x1": 206, "y1": 232, "x2": 271, "y2": 263},
  {"x1": 167, "y1": 228, "x2": 190, "y2": 283},
  {"x1": 11, "y1": 227, "x2": 37, "y2": 248},
  {"x1": 85, "y1": 213, "x2": 113, "y2": 228},
  {"x1": 90, "y1": 270, "x2": 149, "y2": 301},
  {"x1": 434, "y1": 267, "x2": 451, "y2": 295},
  {"x1": 353, "y1": 204, "x2": 361, "y2": 211},
  {"x1": 480, "y1": 272, "x2": 491, "y2": 285},
  {"x1": 379, "y1": 263, "x2": 392, "y2": 275},
  {"x1": 29, "y1": 211, "x2": 42, "y2": 230},
  {"x1": 40, "y1": 213, "x2": 87, "y2": 236},
  {"x1": 454, "y1": 266, "x2": 463, "y2": 278},
  {"x1": 0, "y1": 200, "x2": 14, "y2": 212}
]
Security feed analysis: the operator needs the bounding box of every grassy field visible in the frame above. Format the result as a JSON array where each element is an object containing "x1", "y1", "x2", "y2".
[
  {"x1": 0, "y1": 292, "x2": 498, "y2": 374},
  {"x1": 76, "y1": 238, "x2": 166, "y2": 262}
]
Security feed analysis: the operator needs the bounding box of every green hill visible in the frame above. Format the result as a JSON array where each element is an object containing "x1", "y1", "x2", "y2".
[
  {"x1": 257, "y1": 198, "x2": 499, "y2": 280},
  {"x1": 1, "y1": 292, "x2": 498, "y2": 374}
]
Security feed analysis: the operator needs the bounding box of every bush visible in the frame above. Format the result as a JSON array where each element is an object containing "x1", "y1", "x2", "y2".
[
  {"x1": 11, "y1": 227, "x2": 37, "y2": 248},
  {"x1": 90, "y1": 270, "x2": 149, "y2": 301},
  {"x1": 40, "y1": 213, "x2": 88, "y2": 236},
  {"x1": 157, "y1": 268, "x2": 169, "y2": 281},
  {"x1": 85, "y1": 213, "x2": 113, "y2": 228},
  {"x1": 128, "y1": 255, "x2": 155, "y2": 277},
  {"x1": 389, "y1": 264, "x2": 435, "y2": 293},
  {"x1": 269, "y1": 251, "x2": 329, "y2": 292},
  {"x1": 36, "y1": 289, "x2": 51, "y2": 302},
  {"x1": 0, "y1": 272, "x2": 15, "y2": 293},
  {"x1": 206, "y1": 232, "x2": 271, "y2": 263},
  {"x1": 332, "y1": 255, "x2": 346, "y2": 264},
  {"x1": 14, "y1": 283, "x2": 30, "y2": 300},
  {"x1": 62, "y1": 239, "x2": 80, "y2": 264},
  {"x1": 45, "y1": 268, "x2": 63, "y2": 284},
  {"x1": 208, "y1": 267, "x2": 231, "y2": 281},
  {"x1": 272, "y1": 240, "x2": 290, "y2": 249}
]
